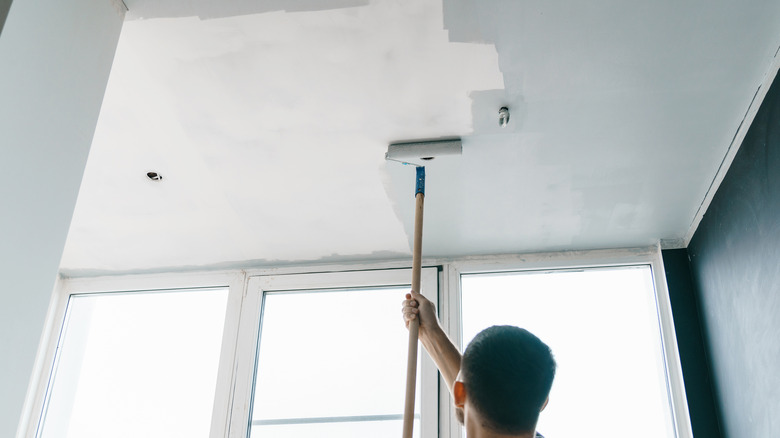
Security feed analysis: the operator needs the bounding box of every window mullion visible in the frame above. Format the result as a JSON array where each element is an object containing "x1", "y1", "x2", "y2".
[
  {"x1": 209, "y1": 272, "x2": 247, "y2": 438},
  {"x1": 225, "y1": 276, "x2": 265, "y2": 438},
  {"x1": 437, "y1": 264, "x2": 463, "y2": 438}
]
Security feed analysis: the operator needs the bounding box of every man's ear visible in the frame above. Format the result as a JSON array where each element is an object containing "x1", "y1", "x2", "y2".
[
  {"x1": 540, "y1": 396, "x2": 549, "y2": 412},
  {"x1": 453, "y1": 381, "x2": 466, "y2": 408}
]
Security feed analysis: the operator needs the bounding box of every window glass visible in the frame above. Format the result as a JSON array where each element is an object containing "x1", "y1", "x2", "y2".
[
  {"x1": 461, "y1": 266, "x2": 675, "y2": 438},
  {"x1": 250, "y1": 287, "x2": 420, "y2": 437},
  {"x1": 38, "y1": 288, "x2": 229, "y2": 438}
]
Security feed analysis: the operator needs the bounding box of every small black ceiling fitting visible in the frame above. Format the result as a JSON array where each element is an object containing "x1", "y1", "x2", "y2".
[
  {"x1": 146, "y1": 171, "x2": 163, "y2": 181},
  {"x1": 499, "y1": 107, "x2": 510, "y2": 128}
]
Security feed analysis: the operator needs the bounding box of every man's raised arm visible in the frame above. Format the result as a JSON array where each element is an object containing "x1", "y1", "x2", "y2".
[{"x1": 402, "y1": 290, "x2": 462, "y2": 394}]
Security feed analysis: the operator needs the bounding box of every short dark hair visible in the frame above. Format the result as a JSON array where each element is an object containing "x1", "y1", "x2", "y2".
[{"x1": 461, "y1": 325, "x2": 556, "y2": 434}]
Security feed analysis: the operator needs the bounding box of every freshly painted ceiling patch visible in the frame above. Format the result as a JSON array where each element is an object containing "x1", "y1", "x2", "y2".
[{"x1": 61, "y1": 0, "x2": 504, "y2": 272}]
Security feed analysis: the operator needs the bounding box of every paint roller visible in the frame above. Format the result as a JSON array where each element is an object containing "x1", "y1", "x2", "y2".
[{"x1": 385, "y1": 138, "x2": 462, "y2": 438}]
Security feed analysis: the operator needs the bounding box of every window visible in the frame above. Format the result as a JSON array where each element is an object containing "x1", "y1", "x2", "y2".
[
  {"x1": 461, "y1": 266, "x2": 677, "y2": 438},
  {"x1": 30, "y1": 248, "x2": 691, "y2": 438},
  {"x1": 227, "y1": 269, "x2": 439, "y2": 438},
  {"x1": 251, "y1": 287, "x2": 419, "y2": 437},
  {"x1": 36, "y1": 287, "x2": 229, "y2": 438}
]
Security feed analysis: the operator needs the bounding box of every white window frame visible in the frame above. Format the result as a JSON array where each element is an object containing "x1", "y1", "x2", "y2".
[
  {"x1": 225, "y1": 267, "x2": 439, "y2": 438},
  {"x1": 439, "y1": 245, "x2": 693, "y2": 438},
  {"x1": 24, "y1": 245, "x2": 692, "y2": 438},
  {"x1": 22, "y1": 271, "x2": 247, "y2": 438}
]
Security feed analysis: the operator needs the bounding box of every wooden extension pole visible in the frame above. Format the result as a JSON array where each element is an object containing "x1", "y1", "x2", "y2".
[{"x1": 402, "y1": 166, "x2": 425, "y2": 438}]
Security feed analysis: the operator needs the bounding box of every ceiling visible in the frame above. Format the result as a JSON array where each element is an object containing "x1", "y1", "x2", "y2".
[{"x1": 60, "y1": 0, "x2": 780, "y2": 275}]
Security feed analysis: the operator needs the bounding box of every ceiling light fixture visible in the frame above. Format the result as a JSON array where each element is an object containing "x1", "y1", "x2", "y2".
[{"x1": 146, "y1": 171, "x2": 163, "y2": 181}]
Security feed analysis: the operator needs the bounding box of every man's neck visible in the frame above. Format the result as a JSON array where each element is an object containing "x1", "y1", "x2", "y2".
[
  {"x1": 465, "y1": 423, "x2": 537, "y2": 438},
  {"x1": 467, "y1": 430, "x2": 536, "y2": 438},
  {"x1": 463, "y1": 405, "x2": 538, "y2": 438}
]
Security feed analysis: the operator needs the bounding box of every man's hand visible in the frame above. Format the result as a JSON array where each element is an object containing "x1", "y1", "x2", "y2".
[
  {"x1": 402, "y1": 290, "x2": 462, "y2": 394},
  {"x1": 402, "y1": 290, "x2": 438, "y2": 338}
]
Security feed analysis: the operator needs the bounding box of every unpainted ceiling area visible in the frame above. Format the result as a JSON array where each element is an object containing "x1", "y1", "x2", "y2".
[{"x1": 60, "y1": 0, "x2": 780, "y2": 275}]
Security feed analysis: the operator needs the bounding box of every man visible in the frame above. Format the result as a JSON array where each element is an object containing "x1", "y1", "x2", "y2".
[{"x1": 402, "y1": 290, "x2": 556, "y2": 438}]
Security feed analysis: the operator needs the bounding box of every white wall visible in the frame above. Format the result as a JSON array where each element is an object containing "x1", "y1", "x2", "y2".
[{"x1": 0, "y1": 0, "x2": 124, "y2": 435}]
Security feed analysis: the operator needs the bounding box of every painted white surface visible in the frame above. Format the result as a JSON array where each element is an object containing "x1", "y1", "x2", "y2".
[
  {"x1": 60, "y1": 0, "x2": 780, "y2": 274},
  {"x1": 0, "y1": 0, "x2": 124, "y2": 435}
]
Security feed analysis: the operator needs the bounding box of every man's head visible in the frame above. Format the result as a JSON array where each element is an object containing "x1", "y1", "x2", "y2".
[{"x1": 454, "y1": 325, "x2": 556, "y2": 435}]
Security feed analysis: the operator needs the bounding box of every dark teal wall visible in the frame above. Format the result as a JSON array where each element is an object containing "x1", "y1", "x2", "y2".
[
  {"x1": 662, "y1": 249, "x2": 722, "y2": 438},
  {"x1": 0, "y1": 0, "x2": 12, "y2": 35},
  {"x1": 687, "y1": 69, "x2": 780, "y2": 437}
]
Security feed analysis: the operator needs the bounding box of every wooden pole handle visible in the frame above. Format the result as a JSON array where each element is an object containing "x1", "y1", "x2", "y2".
[{"x1": 402, "y1": 190, "x2": 425, "y2": 438}]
